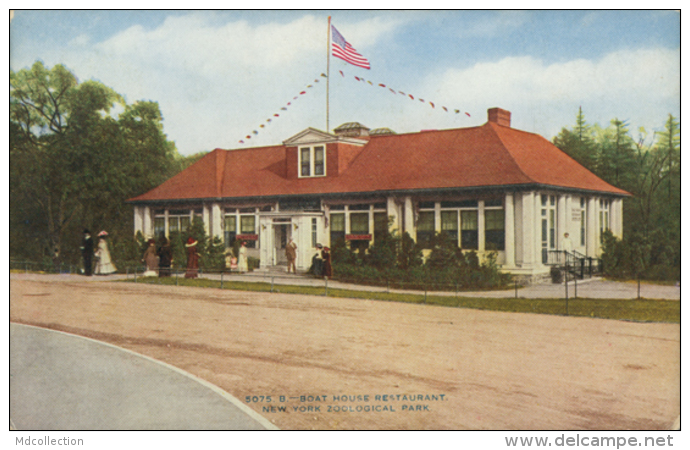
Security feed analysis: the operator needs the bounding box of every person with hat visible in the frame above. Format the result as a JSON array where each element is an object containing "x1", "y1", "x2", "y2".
[
  {"x1": 141, "y1": 238, "x2": 159, "y2": 277},
  {"x1": 322, "y1": 246, "x2": 332, "y2": 279},
  {"x1": 285, "y1": 237, "x2": 298, "y2": 274},
  {"x1": 94, "y1": 230, "x2": 117, "y2": 275},
  {"x1": 237, "y1": 241, "x2": 248, "y2": 273},
  {"x1": 80, "y1": 229, "x2": 94, "y2": 276},
  {"x1": 157, "y1": 237, "x2": 173, "y2": 277},
  {"x1": 185, "y1": 236, "x2": 200, "y2": 279}
]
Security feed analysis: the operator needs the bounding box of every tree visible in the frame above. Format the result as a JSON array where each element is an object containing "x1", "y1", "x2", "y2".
[
  {"x1": 10, "y1": 61, "x2": 179, "y2": 264},
  {"x1": 552, "y1": 107, "x2": 597, "y2": 168}
]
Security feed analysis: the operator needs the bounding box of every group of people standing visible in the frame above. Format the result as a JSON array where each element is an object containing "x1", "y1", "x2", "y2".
[
  {"x1": 81, "y1": 230, "x2": 331, "y2": 279},
  {"x1": 310, "y1": 244, "x2": 332, "y2": 279},
  {"x1": 141, "y1": 236, "x2": 200, "y2": 278},
  {"x1": 80, "y1": 229, "x2": 117, "y2": 276}
]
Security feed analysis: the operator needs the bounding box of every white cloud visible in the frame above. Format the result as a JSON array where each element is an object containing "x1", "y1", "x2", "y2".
[{"x1": 429, "y1": 47, "x2": 680, "y2": 137}]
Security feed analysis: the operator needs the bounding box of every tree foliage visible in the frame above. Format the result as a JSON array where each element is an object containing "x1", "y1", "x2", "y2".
[
  {"x1": 553, "y1": 109, "x2": 680, "y2": 281},
  {"x1": 10, "y1": 61, "x2": 181, "y2": 265}
]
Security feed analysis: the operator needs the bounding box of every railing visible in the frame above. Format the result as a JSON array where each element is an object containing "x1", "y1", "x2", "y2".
[{"x1": 547, "y1": 250, "x2": 602, "y2": 279}]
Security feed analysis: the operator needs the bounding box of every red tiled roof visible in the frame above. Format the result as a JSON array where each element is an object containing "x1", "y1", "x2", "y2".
[{"x1": 128, "y1": 121, "x2": 629, "y2": 203}]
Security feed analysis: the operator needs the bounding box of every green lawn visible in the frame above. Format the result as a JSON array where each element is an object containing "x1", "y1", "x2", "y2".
[{"x1": 123, "y1": 276, "x2": 680, "y2": 324}]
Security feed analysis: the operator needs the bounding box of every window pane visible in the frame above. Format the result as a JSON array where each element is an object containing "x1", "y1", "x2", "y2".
[
  {"x1": 314, "y1": 146, "x2": 324, "y2": 175},
  {"x1": 461, "y1": 211, "x2": 478, "y2": 250},
  {"x1": 374, "y1": 212, "x2": 388, "y2": 236},
  {"x1": 417, "y1": 211, "x2": 435, "y2": 231},
  {"x1": 350, "y1": 213, "x2": 369, "y2": 234},
  {"x1": 461, "y1": 211, "x2": 477, "y2": 230},
  {"x1": 154, "y1": 218, "x2": 165, "y2": 238},
  {"x1": 580, "y1": 211, "x2": 586, "y2": 246},
  {"x1": 168, "y1": 217, "x2": 179, "y2": 233},
  {"x1": 301, "y1": 148, "x2": 310, "y2": 176},
  {"x1": 441, "y1": 211, "x2": 458, "y2": 230},
  {"x1": 312, "y1": 218, "x2": 318, "y2": 247},
  {"x1": 180, "y1": 216, "x2": 190, "y2": 231},
  {"x1": 485, "y1": 210, "x2": 504, "y2": 230},
  {"x1": 485, "y1": 210, "x2": 505, "y2": 251},
  {"x1": 416, "y1": 212, "x2": 434, "y2": 248},
  {"x1": 330, "y1": 213, "x2": 345, "y2": 231},
  {"x1": 240, "y1": 215, "x2": 255, "y2": 234},
  {"x1": 330, "y1": 213, "x2": 345, "y2": 246},
  {"x1": 441, "y1": 211, "x2": 458, "y2": 244},
  {"x1": 224, "y1": 216, "x2": 236, "y2": 248}
]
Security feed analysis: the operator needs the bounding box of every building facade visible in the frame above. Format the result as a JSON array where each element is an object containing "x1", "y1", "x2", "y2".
[{"x1": 128, "y1": 108, "x2": 629, "y2": 279}]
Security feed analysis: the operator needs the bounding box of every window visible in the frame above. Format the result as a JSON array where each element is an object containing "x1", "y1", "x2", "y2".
[
  {"x1": 240, "y1": 215, "x2": 256, "y2": 248},
  {"x1": 224, "y1": 216, "x2": 237, "y2": 248},
  {"x1": 330, "y1": 213, "x2": 345, "y2": 246},
  {"x1": 441, "y1": 210, "x2": 459, "y2": 246},
  {"x1": 154, "y1": 217, "x2": 165, "y2": 239},
  {"x1": 301, "y1": 148, "x2": 310, "y2": 176},
  {"x1": 350, "y1": 212, "x2": 370, "y2": 251},
  {"x1": 580, "y1": 197, "x2": 586, "y2": 247},
  {"x1": 312, "y1": 218, "x2": 318, "y2": 248},
  {"x1": 485, "y1": 209, "x2": 505, "y2": 251},
  {"x1": 417, "y1": 211, "x2": 435, "y2": 249},
  {"x1": 581, "y1": 211, "x2": 586, "y2": 247},
  {"x1": 299, "y1": 145, "x2": 326, "y2": 177},
  {"x1": 374, "y1": 212, "x2": 388, "y2": 242},
  {"x1": 314, "y1": 147, "x2": 325, "y2": 176},
  {"x1": 167, "y1": 210, "x2": 192, "y2": 236},
  {"x1": 599, "y1": 199, "x2": 610, "y2": 242},
  {"x1": 461, "y1": 211, "x2": 478, "y2": 250}
]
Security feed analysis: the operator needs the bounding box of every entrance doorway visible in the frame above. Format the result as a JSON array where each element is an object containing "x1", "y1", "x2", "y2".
[{"x1": 273, "y1": 223, "x2": 291, "y2": 265}]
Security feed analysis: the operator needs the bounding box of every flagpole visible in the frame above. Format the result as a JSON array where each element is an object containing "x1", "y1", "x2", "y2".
[{"x1": 326, "y1": 16, "x2": 331, "y2": 133}]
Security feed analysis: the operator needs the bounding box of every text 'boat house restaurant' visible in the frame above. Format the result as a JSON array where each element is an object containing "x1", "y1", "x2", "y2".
[{"x1": 128, "y1": 108, "x2": 629, "y2": 281}]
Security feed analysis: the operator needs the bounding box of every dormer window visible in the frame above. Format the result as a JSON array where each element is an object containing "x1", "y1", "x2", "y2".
[{"x1": 299, "y1": 145, "x2": 326, "y2": 178}]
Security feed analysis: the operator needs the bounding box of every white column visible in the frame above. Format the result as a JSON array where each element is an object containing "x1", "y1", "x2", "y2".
[
  {"x1": 142, "y1": 206, "x2": 152, "y2": 238},
  {"x1": 586, "y1": 197, "x2": 598, "y2": 257},
  {"x1": 557, "y1": 195, "x2": 567, "y2": 249},
  {"x1": 386, "y1": 197, "x2": 400, "y2": 234},
  {"x1": 478, "y1": 200, "x2": 485, "y2": 252},
  {"x1": 259, "y1": 216, "x2": 271, "y2": 269},
  {"x1": 164, "y1": 209, "x2": 169, "y2": 237},
  {"x1": 504, "y1": 193, "x2": 515, "y2": 268},
  {"x1": 403, "y1": 197, "x2": 415, "y2": 240},
  {"x1": 202, "y1": 205, "x2": 211, "y2": 236},
  {"x1": 211, "y1": 203, "x2": 222, "y2": 239},
  {"x1": 612, "y1": 198, "x2": 623, "y2": 238},
  {"x1": 534, "y1": 192, "x2": 542, "y2": 265},
  {"x1": 521, "y1": 191, "x2": 535, "y2": 266},
  {"x1": 434, "y1": 202, "x2": 441, "y2": 234},
  {"x1": 344, "y1": 206, "x2": 351, "y2": 235},
  {"x1": 133, "y1": 206, "x2": 144, "y2": 236}
]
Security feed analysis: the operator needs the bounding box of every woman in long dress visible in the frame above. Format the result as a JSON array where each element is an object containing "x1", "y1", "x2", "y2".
[
  {"x1": 141, "y1": 238, "x2": 158, "y2": 277},
  {"x1": 94, "y1": 231, "x2": 117, "y2": 275},
  {"x1": 322, "y1": 246, "x2": 332, "y2": 279},
  {"x1": 237, "y1": 241, "x2": 248, "y2": 273},
  {"x1": 185, "y1": 237, "x2": 200, "y2": 278},
  {"x1": 157, "y1": 237, "x2": 173, "y2": 277}
]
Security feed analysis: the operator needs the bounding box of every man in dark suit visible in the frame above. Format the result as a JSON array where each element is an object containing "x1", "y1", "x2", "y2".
[{"x1": 81, "y1": 229, "x2": 94, "y2": 276}]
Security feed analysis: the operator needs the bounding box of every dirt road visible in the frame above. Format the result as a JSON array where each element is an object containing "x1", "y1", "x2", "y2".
[{"x1": 10, "y1": 277, "x2": 680, "y2": 430}]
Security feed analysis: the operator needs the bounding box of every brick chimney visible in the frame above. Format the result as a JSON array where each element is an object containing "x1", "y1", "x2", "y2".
[{"x1": 487, "y1": 107, "x2": 511, "y2": 127}]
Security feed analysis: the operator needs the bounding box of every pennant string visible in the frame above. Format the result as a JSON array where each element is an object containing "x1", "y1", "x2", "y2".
[{"x1": 238, "y1": 74, "x2": 326, "y2": 145}]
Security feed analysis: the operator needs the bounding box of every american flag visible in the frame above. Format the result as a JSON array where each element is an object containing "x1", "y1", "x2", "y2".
[{"x1": 331, "y1": 25, "x2": 370, "y2": 70}]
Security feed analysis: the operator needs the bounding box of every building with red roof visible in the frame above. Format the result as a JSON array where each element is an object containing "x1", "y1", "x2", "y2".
[{"x1": 128, "y1": 108, "x2": 629, "y2": 279}]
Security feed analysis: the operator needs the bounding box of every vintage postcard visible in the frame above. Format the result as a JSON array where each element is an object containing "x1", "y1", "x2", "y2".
[{"x1": 8, "y1": 9, "x2": 681, "y2": 447}]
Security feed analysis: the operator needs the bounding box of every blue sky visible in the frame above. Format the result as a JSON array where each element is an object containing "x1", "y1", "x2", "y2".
[{"x1": 10, "y1": 10, "x2": 680, "y2": 156}]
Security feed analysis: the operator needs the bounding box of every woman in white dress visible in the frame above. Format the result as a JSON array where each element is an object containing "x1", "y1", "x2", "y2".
[
  {"x1": 94, "y1": 231, "x2": 117, "y2": 275},
  {"x1": 237, "y1": 241, "x2": 248, "y2": 273}
]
